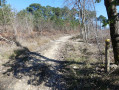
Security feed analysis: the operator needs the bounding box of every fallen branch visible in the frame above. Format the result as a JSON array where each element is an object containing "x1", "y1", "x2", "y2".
[{"x1": 0, "y1": 35, "x2": 15, "y2": 44}]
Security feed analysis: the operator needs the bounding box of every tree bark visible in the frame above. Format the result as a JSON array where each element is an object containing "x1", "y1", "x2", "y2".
[{"x1": 104, "y1": 0, "x2": 119, "y2": 64}]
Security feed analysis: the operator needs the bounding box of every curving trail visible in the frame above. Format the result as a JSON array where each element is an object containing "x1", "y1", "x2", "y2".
[
  {"x1": 1, "y1": 35, "x2": 72, "y2": 90},
  {"x1": 38, "y1": 35, "x2": 72, "y2": 90}
]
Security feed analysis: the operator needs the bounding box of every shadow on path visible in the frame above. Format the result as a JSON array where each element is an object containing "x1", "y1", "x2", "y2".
[
  {"x1": 2, "y1": 41, "x2": 119, "y2": 90},
  {"x1": 2, "y1": 45, "x2": 85, "y2": 89}
]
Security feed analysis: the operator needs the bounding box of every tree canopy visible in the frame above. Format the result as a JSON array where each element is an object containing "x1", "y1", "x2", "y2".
[{"x1": 25, "y1": 3, "x2": 82, "y2": 30}]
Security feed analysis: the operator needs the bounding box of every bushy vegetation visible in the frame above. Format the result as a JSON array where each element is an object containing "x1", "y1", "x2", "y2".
[{"x1": 25, "y1": 3, "x2": 80, "y2": 31}]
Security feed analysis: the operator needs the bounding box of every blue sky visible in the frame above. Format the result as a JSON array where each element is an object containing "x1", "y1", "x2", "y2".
[
  {"x1": 7, "y1": 0, "x2": 108, "y2": 18},
  {"x1": 95, "y1": 0, "x2": 107, "y2": 18}
]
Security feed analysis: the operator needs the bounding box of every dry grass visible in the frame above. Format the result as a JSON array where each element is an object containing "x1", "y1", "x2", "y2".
[
  {"x1": 0, "y1": 28, "x2": 77, "y2": 61},
  {"x1": 0, "y1": 33, "x2": 63, "y2": 61},
  {"x1": 59, "y1": 34, "x2": 119, "y2": 90},
  {"x1": 60, "y1": 36, "x2": 119, "y2": 89}
]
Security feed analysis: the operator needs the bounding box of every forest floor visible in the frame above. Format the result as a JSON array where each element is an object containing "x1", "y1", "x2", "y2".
[{"x1": 0, "y1": 34, "x2": 119, "y2": 90}]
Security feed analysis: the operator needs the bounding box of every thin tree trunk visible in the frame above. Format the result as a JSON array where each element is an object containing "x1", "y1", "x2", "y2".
[
  {"x1": 1, "y1": 7, "x2": 7, "y2": 32},
  {"x1": 100, "y1": 21, "x2": 101, "y2": 30},
  {"x1": 92, "y1": 0, "x2": 103, "y2": 61}
]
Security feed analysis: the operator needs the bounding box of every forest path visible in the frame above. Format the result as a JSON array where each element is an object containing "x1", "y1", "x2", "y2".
[
  {"x1": 37, "y1": 35, "x2": 72, "y2": 90},
  {"x1": 42, "y1": 35, "x2": 72, "y2": 63},
  {"x1": 2, "y1": 34, "x2": 117, "y2": 90},
  {"x1": 1, "y1": 34, "x2": 110, "y2": 90},
  {"x1": 1, "y1": 35, "x2": 73, "y2": 90}
]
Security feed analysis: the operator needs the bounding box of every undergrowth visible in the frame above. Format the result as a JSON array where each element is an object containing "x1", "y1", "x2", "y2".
[{"x1": 62, "y1": 37, "x2": 119, "y2": 90}]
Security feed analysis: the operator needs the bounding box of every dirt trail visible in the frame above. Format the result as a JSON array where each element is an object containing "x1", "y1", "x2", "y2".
[
  {"x1": 38, "y1": 35, "x2": 72, "y2": 89},
  {"x1": 0, "y1": 35, "x2": 72, "y2": 90},
  {"x1": 43, "y1": 36, "x2": 71, "y2": 63},
  {"x1": 31, "y1": 35, "x2": 72, "y2": 90},
  {"x1": 2, "y1": 35, "x2": 118, "y2": 90}
]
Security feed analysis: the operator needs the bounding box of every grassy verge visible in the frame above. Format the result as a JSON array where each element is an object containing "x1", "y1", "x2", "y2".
[
  {"x1": 61, "y1": 37, "x2": 119, "y2": 90},
  {"x1": 0, "y1": 34, "x2": 63, "y2": 60}
]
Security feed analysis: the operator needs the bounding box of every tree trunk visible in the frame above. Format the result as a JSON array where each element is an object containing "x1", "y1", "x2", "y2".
[{"x1": 104, "y1": 0, "x2": 119, "y2": 64}]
